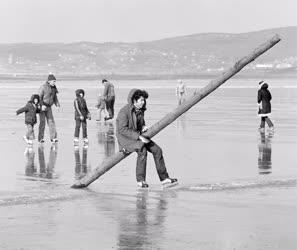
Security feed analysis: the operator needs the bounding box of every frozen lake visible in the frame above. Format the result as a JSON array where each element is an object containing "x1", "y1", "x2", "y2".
[{"x1": 0, "y1": 78, "x2": 296, "y2": 249}]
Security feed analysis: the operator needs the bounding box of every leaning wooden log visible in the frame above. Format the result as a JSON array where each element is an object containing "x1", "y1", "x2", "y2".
[{"x1": 71, "y1": 34, "x2": 281, "y2": 189}]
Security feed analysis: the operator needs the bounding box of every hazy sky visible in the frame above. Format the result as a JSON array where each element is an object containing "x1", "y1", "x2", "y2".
[{"x1": 0, "y1": 0, "x2": 296, "y2": 43}]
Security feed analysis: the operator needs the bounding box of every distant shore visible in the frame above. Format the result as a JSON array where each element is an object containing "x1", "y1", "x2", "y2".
[{"x1": 0, "y1": 69, "x2": 296, "y2": 81}]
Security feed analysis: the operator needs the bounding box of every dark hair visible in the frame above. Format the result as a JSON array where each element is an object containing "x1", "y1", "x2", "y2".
[
  {"x1": 131, "y1": 90, "x2": 149, "y2": 103},
  {"x1": 102, "y1": 79, "x2": 108, "y2": 83}
]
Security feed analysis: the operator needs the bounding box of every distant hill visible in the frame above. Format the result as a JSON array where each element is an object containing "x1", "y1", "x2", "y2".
[{"x1": 0, "y1": 26, "x2": 296, "y2": 79}]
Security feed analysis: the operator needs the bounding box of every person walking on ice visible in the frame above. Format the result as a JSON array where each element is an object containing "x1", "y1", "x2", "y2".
[
  {"x1": 38, "y1": 74, "x2": 60, "y2": 144},
  {"x1": 102, "y1": 79, "x2": 115, "y2": 121},
  {"x1": 74, "y1": 89, "x2": 91, "y2": 146},
  {"x1": 116, "y1": 89, "x2": 177, "y2": 188},
  {"x1": 176, "y1": 79, "x2": 186, "y2": 105},
  {"x1": 16, "y1": 94, "x2": 41, "y2": 146},
  {"x1": 257, "y1": 80, "x2": 274, "y2": 132}
]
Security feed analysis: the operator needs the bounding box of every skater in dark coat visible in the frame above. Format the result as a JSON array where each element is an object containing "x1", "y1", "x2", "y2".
[
  {"x1": 116, "y1": 89, "x2": 177, "y2": 188},
  {"x1": 74, "y1": 89, "x2": 91, "y2": 145},
  {"x1": 102, "y1": 79, "x2": 115, "y2": 120},
  {"x1": 16, "y1": 94, "x2": 40, "y2": 145},
  {"x1": 257, "y1": 81, "x2": 274, "y2": 131}
]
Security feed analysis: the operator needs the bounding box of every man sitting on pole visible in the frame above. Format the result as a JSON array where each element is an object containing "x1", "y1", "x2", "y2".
[{"x1": 116, "y1": 89, "x2": 177, "y2": 188}]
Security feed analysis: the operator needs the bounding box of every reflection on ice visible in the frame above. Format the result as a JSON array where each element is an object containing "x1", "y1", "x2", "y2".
[
  {"x1": 24, "y1": 144, "x2": 58, "y2": 179},
  {"x1": 258, "y1": 130, "x2": 273, "y2": 175},
  {"x1": 97, "y1": 122, "x2": 116, "y2": 158},
  {"x1": 74, "y1": 146, "x2": 89, "y2": 180}
]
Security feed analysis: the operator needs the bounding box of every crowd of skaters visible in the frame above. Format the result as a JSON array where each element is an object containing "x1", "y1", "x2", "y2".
[{"x1": 16, "y1": 75, "x2": 274, "y2": 187}]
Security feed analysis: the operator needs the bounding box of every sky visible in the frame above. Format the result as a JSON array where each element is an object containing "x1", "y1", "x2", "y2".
[{"x1": 0, "y1": 0, "x2": 296, "y2": 43}]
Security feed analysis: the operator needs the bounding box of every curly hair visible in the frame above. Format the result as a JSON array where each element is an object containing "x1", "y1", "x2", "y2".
[{"x1": 131, "y1": 89, "x2": 149, "y2": 102}]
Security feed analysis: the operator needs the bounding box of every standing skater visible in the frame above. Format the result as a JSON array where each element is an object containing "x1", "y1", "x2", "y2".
[
  {"x1": 74, "y1": 89, "x2": 91, "y2": 146},
  {"x1": 257, "y1": 80, "x2": 274, "y2": 132},
  {"x1": 38, "y1": 74, "x2": 60, "y2": 144},
  {"x1": 102, "y1": 79, "x2": 115, "y2": 120},
  {"x1": 95, "y1": 93, "x2": 108, "y2": 121},
  {"x1": 16, "y1": 94, "x2": 40, "y2": 146},
  {"x1": 176, "y1": 79, "x2": 186, "y2": 105},
  {"x1": 116, "y1": 89, "x2": 177, "y2": 188}
]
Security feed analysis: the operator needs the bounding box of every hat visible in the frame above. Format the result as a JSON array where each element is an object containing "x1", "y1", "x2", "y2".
[
  {"x1": 48, "y1": 74, "x2": 56, "y2": 81},
  {"x1": 102, "y1": 79, "x2": 108, "y2": 83}
]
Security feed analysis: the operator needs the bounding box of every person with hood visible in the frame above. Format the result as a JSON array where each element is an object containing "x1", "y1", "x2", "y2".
[
  {"x1": 74, "y1": 89, "x2": 91, "y2": 145},
  {"x1": 102, "y1": 79, "x2": 115, "y2": 120},
  {"x1": 16, "y1": 94, "x2": 40, "y2": 146},
  {"x1": 116, "y1": 89, "x2": 178, "y2": 188},
  {"x1": 38, "y1": 74, "x2": 60, "y2": 143},
  {"x1": 257, "y1": 81, "x2": 274, "y2": 131}
]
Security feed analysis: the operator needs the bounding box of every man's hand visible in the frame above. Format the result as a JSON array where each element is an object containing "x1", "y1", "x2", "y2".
[
  {"x1": 80, "y1": 115, "x2": 84, "y2": 121},
  {"x1": 41, "y1": 105, "x2": 47, "y2": 111},
  {"x1": 139, "y1": 135, "x2": 150, "y2": 144},
  {"x1": 141, "y1": 126, "x2": 149, "y2": 133}
]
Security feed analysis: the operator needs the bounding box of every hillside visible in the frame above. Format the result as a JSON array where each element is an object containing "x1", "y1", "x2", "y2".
[{"x1": 0, "y1": 26, "x2": 296, "y2": 79}]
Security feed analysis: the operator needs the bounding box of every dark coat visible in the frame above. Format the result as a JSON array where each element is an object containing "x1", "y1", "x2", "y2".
[
  {"x1": 74, "y1": 89, "x2": 90, "y2": 120},
  {"x1": 116, "y1": 89, "x2": 147, "y2": 152},
  {"x1": 16, "y1": 94, "x2": 40, "y2": 125},
  {"x1": 258, "y1": 83, "x2": 272, "y2": 116},
  {"x1": 102, "y1": 81, "x2": 115, "y2": 101},
  {"x1": 39, "y1": 82, "x2": 59, "y2": 107}
]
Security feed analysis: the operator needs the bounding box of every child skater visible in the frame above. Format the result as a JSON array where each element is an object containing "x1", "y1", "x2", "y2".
[
  {"x1": 95, "y1": 94, "x2": 107, "y2": 121},
  {"x1": 16, "y1": 94, "x2": 40, "y2": 146},
  {"x1": 74, "y1": 89, "x2": 91, "y2": 146}
]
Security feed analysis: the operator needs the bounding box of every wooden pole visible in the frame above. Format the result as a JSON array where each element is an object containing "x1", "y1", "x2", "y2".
[{"x1": 71, "y1": 34, "x2": 281, "y2": 189}]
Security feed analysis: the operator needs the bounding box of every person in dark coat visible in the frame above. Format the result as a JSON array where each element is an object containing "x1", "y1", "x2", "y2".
[
  {"x1": 257, "y1": 81, "x2": 274, "y2": 131},
  {"x1": 16, "y1": 94, "x2": 40, "y2": 145},
  {"x1": 74, "y1": 89, "x2": 91, "y2": 145},
  {"x1": 102, "y1": 79, "x2": 115, "y2": 120},
  {"x1": 116, "y1": 89, "x2": 177, "y2": 188},
  {"x1": 38, "y1": 74, "x2": 60, "y2": 143}
]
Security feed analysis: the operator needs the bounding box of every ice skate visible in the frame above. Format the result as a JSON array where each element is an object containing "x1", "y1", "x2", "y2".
[
  {"x1": 137, "y1": 181, "x2": 149, "y2": 188},
  {"x1": 161, "y1": 178, "x2": 178, "y2": 188}
]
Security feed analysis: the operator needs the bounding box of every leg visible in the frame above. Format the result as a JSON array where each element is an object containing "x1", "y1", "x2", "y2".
[
  {"x1": 136, "y1": 146, "x2": 148, "y2": 182},
  {"x1": 260, "y1": 117, "x2": 265, "y2": 128},
  {"x1": 105, "y1": 99, "x2": 111, "y2": 118},
  {"x1": 82, "y1": 120, "x2": 87, "y2": 139},
  {"x1": 265, "y1": 117, "x2": 274, "y2": 128},
  {"x1": 74, "y1": 119, "x2": 81, "y2": 138},
  {"x1": 110, "y1": 97, "x2": 115, "y2": 119},
  {"x1": 38, "y1": 112, "x2": 46, "y2": 141},
  {"x1": 146, "y1": 141, "x2": 169, "y2": 181},
  {"x1": 26, "y1": 124, "x2": 34, "y2": 140},
  {"x1": 46, "y1": 107, "x2": 57, "y2": 140}
]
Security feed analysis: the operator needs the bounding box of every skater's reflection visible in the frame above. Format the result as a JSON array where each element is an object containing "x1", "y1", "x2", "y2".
[
  {"x1": 97, "y1": 122, "x2": 115, "y2": 158},
  {"x1": 24, "y1": 147, "x2": 37, "y2": 176},
  {"x1": 176, "y1": 114, "x2": 187, "y2": 137},
  {"x1": 38, "y1": 144, "x2": 58, "y2": 179},
  {"x1": 74, "y1": 146, "x2": 89, "y2": 180},
  {"x1": 258, "y1": 131, "x2": 273, "y2": 174},
  {"x1": 117, "y1": 191, "x2": 170, "y2": 249}
]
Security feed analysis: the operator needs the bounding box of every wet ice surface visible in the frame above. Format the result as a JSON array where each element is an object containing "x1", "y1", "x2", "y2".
[{"x1": 0, "y1": 79, "x2": 297, "y2": 249}]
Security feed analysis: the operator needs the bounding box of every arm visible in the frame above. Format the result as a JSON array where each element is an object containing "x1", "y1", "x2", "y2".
[
  {"x1": 117, "y1": 110, "x2": 140, "y2": 140},
  {"x1": 39, "y1": 85, "x2": 45, "y2": 105},
  {"x1": 102, "y1": 84, "x2": 109, "y2": 100},
  {"x1": 16, "y1": 105, "x2": 28, "y2": 115},
  {"x1": 74, "y1": 99, "x2": 84, "y2": 118},
  {"x1": 257, "y1": 90, "x2": 262, "y2": 104},
  {"x1": 54, "y1": 94, "x2": 60, "y2": 107},
  {"x1": 85, "y1": 100, "x2": 91, "y2": 119}
]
